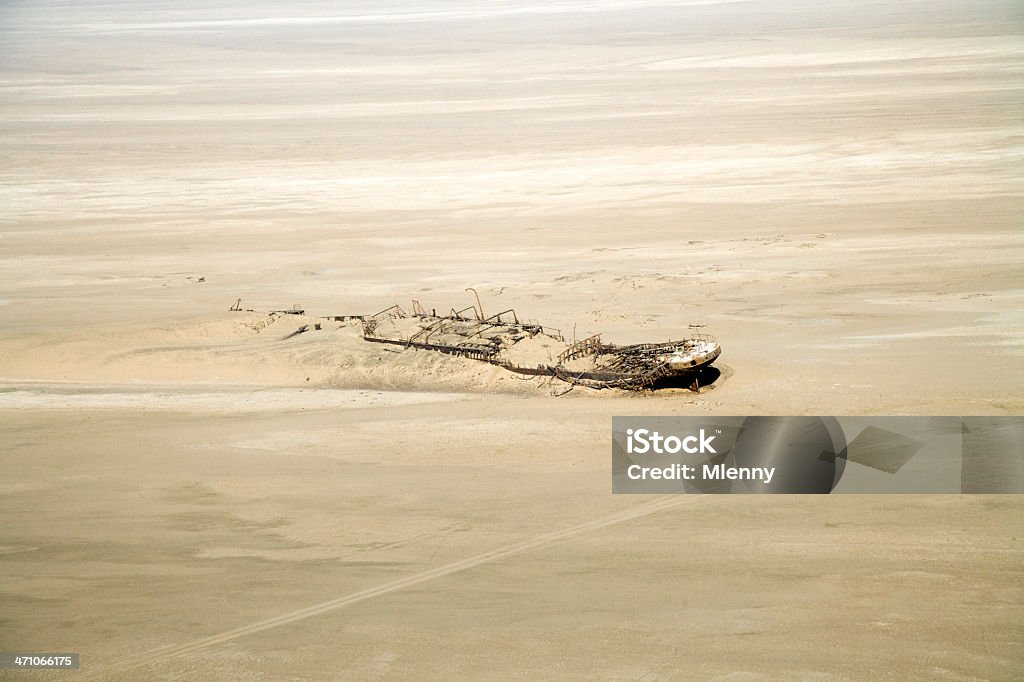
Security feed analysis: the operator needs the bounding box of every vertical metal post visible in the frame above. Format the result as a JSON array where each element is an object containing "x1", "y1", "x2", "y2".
[{"x1": 466, "y1": 288, "x2": 484, "y2": 320}]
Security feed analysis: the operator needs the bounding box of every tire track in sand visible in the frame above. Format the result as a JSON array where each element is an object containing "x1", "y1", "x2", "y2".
[{"x1": 81, "y1": 495, "x2": 699, "y2": 680}]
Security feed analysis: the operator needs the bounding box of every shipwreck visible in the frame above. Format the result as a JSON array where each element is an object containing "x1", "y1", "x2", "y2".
[{"x1": 354, "y1": 299, "x2": 721, "y2": 392}]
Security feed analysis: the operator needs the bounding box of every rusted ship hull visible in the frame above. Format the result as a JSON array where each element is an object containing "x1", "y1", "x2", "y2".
[{"x1": 360, "y1": 302, "x2": 721, "y2": 391}]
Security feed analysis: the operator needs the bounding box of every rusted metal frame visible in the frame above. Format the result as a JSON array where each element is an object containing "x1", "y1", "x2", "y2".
[
  {"x1": 481, "y1": 309, "x2": 520, "y2": 325},
  {"x1": 556, "y1": 333, "x2": 602, "y2": 364},
  {"x1": 407, "y1": 317, "x2": 449, "y2": 346},
  {"x1": 421, "y1": 318, "x2": 499, "y2": 346},
  {"x1": 364, "y1": 335, "x2": 497, "y2": 360},
  {"x1": 369, "y1": 304, "x2": 407, "y2": 322},
  {"x1": 448, "y1": 306, "x2": 478, "y2": 321}
]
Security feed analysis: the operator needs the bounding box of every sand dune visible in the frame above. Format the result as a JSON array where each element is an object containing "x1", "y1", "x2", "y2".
[{"x1": 1, "y1": 0, "x2": 1021, "y2": 678}]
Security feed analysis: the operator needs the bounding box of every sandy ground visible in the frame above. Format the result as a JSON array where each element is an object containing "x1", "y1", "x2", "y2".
[{"x1": 1, "y1": 0, "x2": 1022, "y2": 679}]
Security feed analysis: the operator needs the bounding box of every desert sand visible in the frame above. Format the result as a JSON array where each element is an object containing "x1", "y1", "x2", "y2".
[{"x1": 1, "y1": 0, "x2": 1022, "y2": 679}]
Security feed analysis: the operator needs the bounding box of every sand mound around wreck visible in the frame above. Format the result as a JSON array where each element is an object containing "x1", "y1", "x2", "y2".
[
  {"x1": 0, "y1": 313, "x2": 573, "y2": 395},
  {"x1": 499, "y1": 333, "x2": 564, "y2": 368}
]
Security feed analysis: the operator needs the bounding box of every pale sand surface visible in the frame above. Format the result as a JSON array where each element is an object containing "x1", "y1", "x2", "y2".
[
  {"x1": 1, "y1": 0, "x2": 1023, "y2": 679},
  {"x1": 2, "y1": 403, "x2": 1022, "y2": 680}
]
